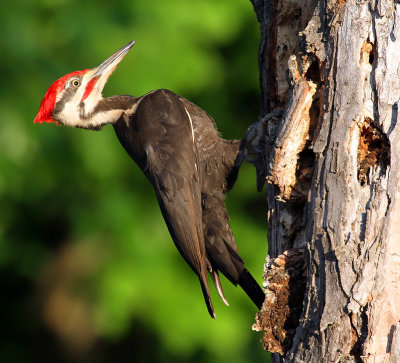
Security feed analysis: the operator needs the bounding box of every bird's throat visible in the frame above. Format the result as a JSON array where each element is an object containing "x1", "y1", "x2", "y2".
[{"x1": 76, "y1": 95, "x2": 138, "y2": 130}]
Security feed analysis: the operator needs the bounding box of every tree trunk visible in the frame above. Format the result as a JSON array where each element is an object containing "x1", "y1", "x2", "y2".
[{"x1": 250, "y1": 0, "x2": 400, "y2": 361}]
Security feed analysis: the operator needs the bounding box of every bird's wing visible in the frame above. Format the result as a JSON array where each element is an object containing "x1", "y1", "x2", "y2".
[{"x1": 133, "y1": 89, "x2": 215, "y2": 317}]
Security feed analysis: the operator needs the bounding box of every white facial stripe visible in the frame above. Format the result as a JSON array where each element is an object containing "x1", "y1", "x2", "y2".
[
  {"x1": 83, "y1": 90, "x2": 100, "y2": 115},
  {"x1": 59, "y1": 100, "x2": 80, "y2": 126},
  {"x1": 87, "y1": 109, "x2": 123, "y2": 126},
  {"x1": 54, "y1": 70, "x2": 126, "y2": 129},
  {"x1": 60, "y1": 104, "x2": 122, "y2": 128}
]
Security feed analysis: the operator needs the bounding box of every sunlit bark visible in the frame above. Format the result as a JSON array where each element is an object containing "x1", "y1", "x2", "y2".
[{"x1": 251, "y1": 0, "x2": 400, "y2": 361}]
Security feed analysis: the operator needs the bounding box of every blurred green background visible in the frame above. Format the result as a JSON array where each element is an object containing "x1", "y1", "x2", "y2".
[{"x1": 0, "y1": 0, "x2": 270, "y2": 362}]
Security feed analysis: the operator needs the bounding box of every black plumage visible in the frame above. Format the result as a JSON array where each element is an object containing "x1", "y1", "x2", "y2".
[{"x1": 111, "y1": 89, "x2": 264, "y2": 317}]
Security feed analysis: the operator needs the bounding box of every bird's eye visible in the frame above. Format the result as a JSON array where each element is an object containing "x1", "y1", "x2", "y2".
[{"x1": 71, "y1": 79, "x2": 80, "y2": 87}]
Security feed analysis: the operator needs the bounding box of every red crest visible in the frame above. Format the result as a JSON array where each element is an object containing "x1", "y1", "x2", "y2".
[{"x1": 33, "y1": 70, "x2": 88, "y2": 124}]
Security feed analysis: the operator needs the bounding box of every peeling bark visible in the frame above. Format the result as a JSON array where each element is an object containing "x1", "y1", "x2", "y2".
[
  {"x1": 268, "y1": 78, "x2": 317, "y2": 201},
  {"x1": 250, "y1": 0, "x2": 400, "y2": 361},
  {"x1": 253, "y1": 249, "x2": 307, "y2": 354}
]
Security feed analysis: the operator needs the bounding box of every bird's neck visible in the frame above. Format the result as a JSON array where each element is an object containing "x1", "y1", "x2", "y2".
[
  {"x1": 81, "y1": 95, "x2": 138, "y2": 130},
  {"x1": 95, "y1": 95, "x2": 138, "y2": 115}
]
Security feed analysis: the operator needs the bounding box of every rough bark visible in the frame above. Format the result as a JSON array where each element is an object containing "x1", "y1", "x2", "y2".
[{"x1": 250, "y1": 0, "x2": 400, "y2": 361}]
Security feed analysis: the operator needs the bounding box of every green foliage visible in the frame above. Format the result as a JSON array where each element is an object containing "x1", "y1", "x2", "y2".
[{"x1": 0, "y1": 0, "x2": 270, "y2": 362}]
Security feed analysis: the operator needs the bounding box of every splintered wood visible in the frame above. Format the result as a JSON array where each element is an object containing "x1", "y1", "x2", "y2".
[
  {"x1": 267, "y1": 79, "x2": 317, "y2": 201},
  {"x1": 360, "y1": 40, "x2": 374, "y2": 66},
  {"x1": 252, "y1": 249, "x2": 306, "y2": 355},
  {"x1": 357, "y1": 117, "x2": 390, "y2": 186}
]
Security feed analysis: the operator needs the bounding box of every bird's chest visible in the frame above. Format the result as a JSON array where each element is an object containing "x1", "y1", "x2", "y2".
[{"x1": 113, "y1": 115, "x2": 151, "y2": 171}]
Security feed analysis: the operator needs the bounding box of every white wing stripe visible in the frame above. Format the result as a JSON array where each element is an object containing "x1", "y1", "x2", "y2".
[
  {"x1": 183, "y1": 106, "x2": 195, "y2": 143},
  {"x1": 183, "y1": 105, "x2": 199, "y2": 173}
]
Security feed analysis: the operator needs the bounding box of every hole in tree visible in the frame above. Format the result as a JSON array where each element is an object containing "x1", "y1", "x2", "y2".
[
  {"x1": 357, "y1": 117, "x2": 390, "y2": 186},
  {"x1": 360, "y1": 41, "x2": 375, "y2": 65},
  {"x1": 369, "y1": 51, "x2": 374, "y2": 65}
]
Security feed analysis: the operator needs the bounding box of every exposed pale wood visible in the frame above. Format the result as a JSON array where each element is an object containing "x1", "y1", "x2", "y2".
[{"x1": 268, "y1": 78, "x2": 316, "y2": 201}]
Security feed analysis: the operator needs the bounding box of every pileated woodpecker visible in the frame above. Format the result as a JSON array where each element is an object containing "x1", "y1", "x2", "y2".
[{"x1": 33, "y1": 41, "x2": 265, "y2": 318}]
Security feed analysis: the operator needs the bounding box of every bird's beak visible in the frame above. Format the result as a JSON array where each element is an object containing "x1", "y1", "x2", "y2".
[{"x1": 89, "y1": 40, "x2": 135, "y2": 90}]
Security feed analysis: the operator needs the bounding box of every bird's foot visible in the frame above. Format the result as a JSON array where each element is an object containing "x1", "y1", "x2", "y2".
[
  {"x1": 242, "y1": 110, "x2": 283, "y2": 191},
  {"x1": 243, "y1": 109, "x2": 283, "y2": 165}
]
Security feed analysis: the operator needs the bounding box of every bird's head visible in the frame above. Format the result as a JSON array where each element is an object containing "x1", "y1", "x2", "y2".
[{"x1": 33, "y1": 40, "x2": 135, "y2": 129}]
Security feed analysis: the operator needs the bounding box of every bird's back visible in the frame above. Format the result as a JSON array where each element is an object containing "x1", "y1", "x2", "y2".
[
  {"x1": 113, "y1": 89, "x2": 263, "y2": 316},
  {"x1": 179, "y1": 97, "x2": 242, "y2": 194}
]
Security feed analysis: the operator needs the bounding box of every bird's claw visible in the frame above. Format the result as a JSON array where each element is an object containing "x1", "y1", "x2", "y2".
[
  {"x1": 241, "y1": 109, "x2": 283, "y2": 191},
  {"x1": 243, "y1": 109, "x2": 283, "y2": 165}
]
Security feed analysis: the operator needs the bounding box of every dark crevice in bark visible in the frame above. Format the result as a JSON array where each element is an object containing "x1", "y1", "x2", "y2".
[
  {"x1": 349, "y1": 306, "x2": 369, "y2": 362},
  {"x1": 304, "y1": 59, "x2": 320, "y2": 85},
  {"x1": 357, "y1": 117, "x2": 390, "y2": 186},
  {"x1": 349, "y1": 313, "x2": 363, "y2": 363},
  {"x1": 360, "y1": 40, "x2": 375, "y2": 66}
]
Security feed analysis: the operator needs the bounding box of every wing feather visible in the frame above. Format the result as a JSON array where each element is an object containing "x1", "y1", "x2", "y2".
[{"x1": 132, "y1": 89, "x2": 215, "y2": 317}]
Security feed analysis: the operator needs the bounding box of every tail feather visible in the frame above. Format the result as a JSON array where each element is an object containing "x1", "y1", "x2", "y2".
[
  {"x1": 238, "y1": 268, "x2": 265, "y2": 309},
  {"x1": 199, "y1": 277, "x2": 216, "y2": 319},
  {"x1": 210, "y1": 269, "x2": 229, "y2": 306}
]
